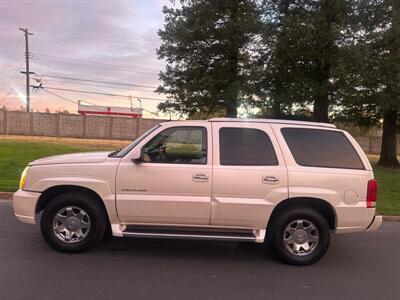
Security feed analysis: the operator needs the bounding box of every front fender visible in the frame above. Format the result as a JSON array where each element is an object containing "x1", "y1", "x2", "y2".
[
  {"x1": 30, "y1": 176, "x2": 114, "y2": 199},
  {"x1": 29, "y1": 176, "x2": 117, "y2": 223}
]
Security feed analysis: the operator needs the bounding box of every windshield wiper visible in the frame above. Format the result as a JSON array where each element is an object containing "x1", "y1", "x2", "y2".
[{"x1": 108, "y1": 149, "x2": 121, "y2": 157}]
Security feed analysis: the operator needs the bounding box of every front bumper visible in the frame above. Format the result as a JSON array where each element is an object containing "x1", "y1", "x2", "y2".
[
  {"x1": 12, "y1": 189, "x2": 41, "y2": 225},
  {"x1": 366, "y1": 215, "x2": 383, "y2": 232}
]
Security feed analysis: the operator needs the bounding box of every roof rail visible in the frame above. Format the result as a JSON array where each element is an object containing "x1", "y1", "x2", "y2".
[{"x1": 209, "y1": 118, "x2": 336, "y2": 128}]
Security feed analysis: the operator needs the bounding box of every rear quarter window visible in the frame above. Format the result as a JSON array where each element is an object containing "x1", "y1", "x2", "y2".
[{"x1": 281, "y1": 128, "x2": 365, "y2": 170}]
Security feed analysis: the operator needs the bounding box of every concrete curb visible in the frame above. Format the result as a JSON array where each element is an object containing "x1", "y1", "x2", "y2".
[
  {"x1": 383, "y1": 216, "x2": 400, "y2": 222},
  {"x1": 1, "y1": 192, "x2": 400, "y2": 221},
  {"x1": 0, "y1": 192, "x2": 13, "y2": 200}
]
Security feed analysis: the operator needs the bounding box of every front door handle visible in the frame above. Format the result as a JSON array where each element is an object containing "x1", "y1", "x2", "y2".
[
  {"x1": 193, "y1": 174, "x2": 209, "y2": 182},
  {"x1": 262, "y1": 176, "x2": 279, "y2": 184}
]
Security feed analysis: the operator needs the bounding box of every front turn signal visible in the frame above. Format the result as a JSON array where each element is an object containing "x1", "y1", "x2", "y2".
[{"x1": 19, "y1": 166, "x2": 30, "y2": 190}]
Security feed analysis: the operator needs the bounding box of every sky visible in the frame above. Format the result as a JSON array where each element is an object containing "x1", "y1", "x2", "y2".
[{"x1": 0, "y1": 0, "x2": 172, "y2": 118}]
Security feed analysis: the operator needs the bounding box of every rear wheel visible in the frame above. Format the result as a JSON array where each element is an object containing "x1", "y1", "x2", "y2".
[
  {"x1": 40, "y1": 192, "x2": 106, "y2": 253},
  {"x1": 268, "y1": 207, "x2": 330, "y2": 266}
]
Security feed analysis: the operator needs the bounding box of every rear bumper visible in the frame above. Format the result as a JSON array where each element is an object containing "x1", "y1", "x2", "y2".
[
  {"x1": 335, "y1": 205, "x2": 386, "y2": 233},
  {"x1": 12, "y1": 189, "x2": 41, "y2": 225},
  {"x1": 335, "y1": 206, "x2": 377, "y2": 233},
  {"x1": 366, "y1": 215, "x2": 383, "y2": 232}
]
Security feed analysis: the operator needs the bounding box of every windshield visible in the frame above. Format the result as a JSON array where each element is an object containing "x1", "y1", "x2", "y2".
[{"x1": 115, "y1": 124, "x2": 161, "y2": 157}]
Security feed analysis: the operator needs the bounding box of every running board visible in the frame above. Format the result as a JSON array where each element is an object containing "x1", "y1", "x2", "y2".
[{"x1": 112, "y1": 224, "x2": 265, "y2": 243}]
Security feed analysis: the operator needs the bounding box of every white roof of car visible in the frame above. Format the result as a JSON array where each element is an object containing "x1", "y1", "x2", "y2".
[{"x1": 209, "y1": 118, "x2": 336, "y2": 128}]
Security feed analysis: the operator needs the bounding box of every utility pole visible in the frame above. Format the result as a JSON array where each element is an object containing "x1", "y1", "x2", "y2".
[{"x1": 19, "y1": 27, "x2": 34, "y2": 112}]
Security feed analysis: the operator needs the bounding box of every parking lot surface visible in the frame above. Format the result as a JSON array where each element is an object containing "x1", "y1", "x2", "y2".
[{"x1": 0, "y1": 200, "x2": 398, "y2": 300}]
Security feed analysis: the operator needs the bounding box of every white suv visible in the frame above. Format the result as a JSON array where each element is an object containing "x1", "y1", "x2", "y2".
[{"x1": 13, "y1": 118, "x2": 382, "y2": 265}]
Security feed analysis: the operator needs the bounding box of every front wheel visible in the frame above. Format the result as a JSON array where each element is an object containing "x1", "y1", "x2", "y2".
[
  {"x1": 268, "y1": 207, "x2": 330, "y2": 266},
  {"x1": 40, "y1": 192, "x2": 107, "y2": 253}
]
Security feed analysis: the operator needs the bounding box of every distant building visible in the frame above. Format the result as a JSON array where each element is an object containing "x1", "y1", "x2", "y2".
[{"x1": 78, "y1": 102, "x2": 143, "y2": 118}]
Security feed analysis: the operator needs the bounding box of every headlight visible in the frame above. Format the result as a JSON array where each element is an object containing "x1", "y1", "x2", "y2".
[{"x1": 19, "y1": 166, "x2": 30, "y2": 190}]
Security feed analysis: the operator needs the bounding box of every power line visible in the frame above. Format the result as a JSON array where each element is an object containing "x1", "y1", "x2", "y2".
[
  {"x1": 0, "y1": 77, "x2": 25, "y2": 106},
  {"x1": 33, "y1": 29, "x2": 159, "y2": 45},
  {"x1": 0, "y1": 89, "x2": 15, "y2": 104},
  {"x1": 31, "y1": 53, "x2": 159, "y2": 75},
  {"x1": 36, "y1": 78, "x2": 150, "y2": 91},
  {"x1": 31, "y1": 58, "x2": 122, "y2": 103},
  {"x1": 0, "y1": 62, "x2": 24, "y2": 93},
  {"x1": 36, "y1": 86, "x2": 167, "y2": 102},
  {"x1": 42, "y1": 88, "x2": 159, "y2": 116},
  {"x1": 34, "y1": 53, "x2": 160, "y2": 72},
  {"x1": 41, "y1": 88, "x2": 86, "y2": 105},
  {"x1": 34, "y1": 58, "x2": 159, "y2": 76},
  {"x1": 31, "y1": 60, "x2": 161, "y2": 111},
  {"x1": 37, "y1": 74, "x2": 158, "y2": 89},
  {"x1": 32, "y1": 57, "x2": 158, "y2": 76},
  {"x1": 0, "y1": 35, "x2": 24, "y2": 75},
  {"x1": 40, "y1": 87, "x2": 129, "y2": 107},
  {"x1": 42, "y1": 88, "x2": 110, "y2": 108}
]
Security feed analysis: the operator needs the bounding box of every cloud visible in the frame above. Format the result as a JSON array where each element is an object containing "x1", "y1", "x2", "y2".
[{"x1": 0, "y1": 0, "x2": 170, "y2": 117}]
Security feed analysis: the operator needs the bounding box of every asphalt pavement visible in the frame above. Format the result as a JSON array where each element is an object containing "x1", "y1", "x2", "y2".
[{"x1": 0, "y1": 199, "x2": 399, "y2": 300}]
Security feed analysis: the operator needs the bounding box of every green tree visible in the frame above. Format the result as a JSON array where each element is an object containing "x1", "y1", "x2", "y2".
[
  {"x1": 335, "y1": 0, "x2": 400, "y2": 167},
  {"x1": 373, "y1": 0, "x2": 400, "y2": 167},
  {"x1": 156, "y1": 0, "x2": 262, "y2": 118},
  {"x1": 259, "y1": 0, "x2": 352, "y2": 122},
  {"x1": 255, "y1": 0, "x2": 292, "y2": 118}
]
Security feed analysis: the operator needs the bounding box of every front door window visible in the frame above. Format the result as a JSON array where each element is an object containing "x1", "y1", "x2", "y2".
[{"x1": 142, "y1": 126, "x2": 207, "y2": 164}]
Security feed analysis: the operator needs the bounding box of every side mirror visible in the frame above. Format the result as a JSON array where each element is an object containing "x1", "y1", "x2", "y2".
[{"x1": 131, "y1": 148, "x2": 144, "y2": 164}]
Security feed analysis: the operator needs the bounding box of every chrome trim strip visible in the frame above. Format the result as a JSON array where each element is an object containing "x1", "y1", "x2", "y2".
[{"x1": 122, "y1": 231, "x2": 256, "y2": 242}]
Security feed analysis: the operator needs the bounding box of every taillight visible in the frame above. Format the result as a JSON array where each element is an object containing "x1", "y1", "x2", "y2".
[{"x1": 367, "y1": 179, "x2": 378, "y2": 208}]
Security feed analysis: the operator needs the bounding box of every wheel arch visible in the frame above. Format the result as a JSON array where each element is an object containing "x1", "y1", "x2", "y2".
[
  {"x1": 35, "y1": 185, "x2": 110, "y2": 226},
  {"x1": 267, "y1": 197, "x2": 337, "y2": 231}
]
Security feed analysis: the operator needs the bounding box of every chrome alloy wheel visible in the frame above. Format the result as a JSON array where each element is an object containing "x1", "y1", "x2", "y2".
[
  {"x1": 283, "y1": 219, "x2": 319, "y2": 256},
  {"x1": 52, "y1": 206, "x2": 91, "y2": 243}
]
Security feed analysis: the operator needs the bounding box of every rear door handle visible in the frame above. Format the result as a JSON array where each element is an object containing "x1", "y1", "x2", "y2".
[
  {"x1": 193, "y1": 174, "x2": 209, "y2": 182},
  {"x1": 262, "y1": 176, "x2": 279, "y2": 184}
]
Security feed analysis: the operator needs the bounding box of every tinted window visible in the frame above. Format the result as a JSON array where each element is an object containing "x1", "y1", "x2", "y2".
[
  {"x1": 219, "y1": 128, "x2": 278, "y2": 166},
  {"x1": 281, "y1": 128, "x2": 364, "y2": 169},
  {"x1": 143, "y1": 127, "x2": 207, "y2": 164}
]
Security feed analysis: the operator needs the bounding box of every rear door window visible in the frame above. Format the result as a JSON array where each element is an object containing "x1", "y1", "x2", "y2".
[
  {"x1": 281, "y1": 128, "x2": 364, "y2": 170},
  {"x1": 219, "y1": 127, "x2": 278, "y2": 166}
]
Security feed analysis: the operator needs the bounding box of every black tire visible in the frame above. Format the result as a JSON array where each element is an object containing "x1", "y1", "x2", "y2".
[
  {"x1": 267, "y1": 206, "x2": 330, "y2": 266},
  {"x1": 40, "y1": 192, "x2": 107, "y2": 253}
]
